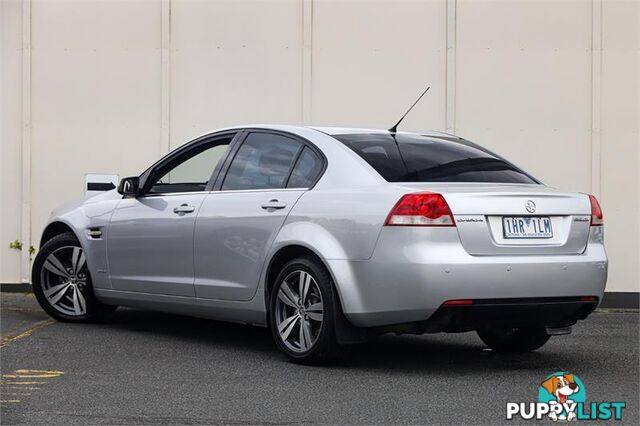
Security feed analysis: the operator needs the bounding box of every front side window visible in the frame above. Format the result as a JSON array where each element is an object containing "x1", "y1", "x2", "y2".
[
  {"x1": 222, "y1": 133, "x2": 302, "y2": 190},
  {"x1": 148, "y1": 139, "x2": 231, "y2": 194},
  {"x1": 334, "y1": 133, "x2": 538, "y2": 184}
]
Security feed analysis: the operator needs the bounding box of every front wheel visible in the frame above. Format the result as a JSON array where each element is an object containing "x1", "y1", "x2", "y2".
[
  {"x1": 32, "y1": 232, "x2": 116, "y2": 322},
  {"x1": 477, "y1": 327, "x2": 550, "y2": 353},
  {"x1": 269, "y1": 256, "x2": 342, "y2": 364}
]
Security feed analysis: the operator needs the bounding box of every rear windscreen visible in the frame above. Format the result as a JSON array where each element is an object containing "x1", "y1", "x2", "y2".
[{"x1": 333, "y1": 133, "x2": 538, "y2": 184}]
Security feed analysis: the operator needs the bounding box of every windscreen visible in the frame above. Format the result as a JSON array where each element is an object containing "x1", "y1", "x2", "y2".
[{"x1": 333, "y1": 133, "x2": 538, "y2": 184}]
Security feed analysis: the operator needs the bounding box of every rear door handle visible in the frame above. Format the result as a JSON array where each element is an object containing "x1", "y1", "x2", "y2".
[
  {"x1": 261, "y1": 199, "x2": 287, "y2": 210},
  {"x1": 173, "y1": 204, "x2": 196, "y2": 215}
]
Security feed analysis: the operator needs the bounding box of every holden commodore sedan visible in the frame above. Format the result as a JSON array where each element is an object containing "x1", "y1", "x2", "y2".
[{"x1": 32, "y1": 125, "x2": 607, "y2": 363}]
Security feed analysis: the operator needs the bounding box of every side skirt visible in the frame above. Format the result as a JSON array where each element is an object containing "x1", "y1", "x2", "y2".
[{"x1": 94, "y1": 288, "x2": 267, "y2": 327}]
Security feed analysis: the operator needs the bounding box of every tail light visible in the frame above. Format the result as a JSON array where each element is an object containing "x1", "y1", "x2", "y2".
[
  {"x1": 588, "y1": 194, "x2": 603, "y2": 226},
  {"x1": 385, "y1": 192, "x2": 455, "y2": 226}
]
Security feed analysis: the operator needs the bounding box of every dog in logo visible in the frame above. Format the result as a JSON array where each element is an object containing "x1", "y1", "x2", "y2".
[{"x1": 541, "y1": 374, "x2": 580, "y2": 421}]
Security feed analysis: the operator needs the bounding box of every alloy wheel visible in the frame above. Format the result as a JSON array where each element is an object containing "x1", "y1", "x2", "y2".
[
  {"x1": 40, "y1": 246, "x2": 88, "y2": 316},
  {"x1": 274, "y1": 270, "x2": 324, "y2": 353}
]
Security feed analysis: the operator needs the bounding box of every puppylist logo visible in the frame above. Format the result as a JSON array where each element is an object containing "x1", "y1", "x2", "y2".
[{"x1": 506, "y1": 372, "x2": 626, "y2": 421}]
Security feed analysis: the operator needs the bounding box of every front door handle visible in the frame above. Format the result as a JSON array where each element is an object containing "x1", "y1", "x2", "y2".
[
  {"x1": 173, "y1": 204, "x2": 196, "y2": 215},
  {"x1": 261, "y1": 199, "x2": 287, "y2": 210}
]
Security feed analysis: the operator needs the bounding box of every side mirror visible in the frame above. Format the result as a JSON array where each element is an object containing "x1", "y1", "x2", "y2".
[{"x1": 117, "y1": 176, "x2": 140, "y2": 196}]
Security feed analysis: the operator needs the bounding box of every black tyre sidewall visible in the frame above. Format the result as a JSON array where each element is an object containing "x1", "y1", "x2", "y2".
[
  {"x1": 32, "y1": 232, "x2": 114, "y2": 322},
  {"x1": 477, "y1": 327, "x2": 550, "y2": 353},
  {"x1": 269, "y1": 256, "x2": 339, "y2": 364}
]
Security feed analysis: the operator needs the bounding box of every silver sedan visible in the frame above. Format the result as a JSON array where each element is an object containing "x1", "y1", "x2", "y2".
[{"x1": 32, "y1": 125, "x2": 607, "y2": 363}]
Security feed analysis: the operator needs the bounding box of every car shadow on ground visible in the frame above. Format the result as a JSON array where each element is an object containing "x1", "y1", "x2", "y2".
[{"x1": 97, "y1": 307, "x2": 585, "y2": 372}]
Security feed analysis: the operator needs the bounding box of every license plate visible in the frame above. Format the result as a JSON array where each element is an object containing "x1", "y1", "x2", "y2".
[{"x1": 502, "y1": 216, "x2": 553, "y2": 239}]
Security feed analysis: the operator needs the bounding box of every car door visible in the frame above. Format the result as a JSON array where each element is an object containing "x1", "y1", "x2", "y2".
[
  {"x1": 194, "y1": 130, "x2": 325, "y2": 301},
  {"x1": 107, "y1": 132, "x2": 237, "y2": 296}
]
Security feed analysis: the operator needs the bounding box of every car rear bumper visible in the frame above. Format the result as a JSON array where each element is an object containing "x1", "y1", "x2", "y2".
[
  {"x1": 413, "y1": 297, "x2": 598, "y2": 333},
  {"x1": 328, "y1": 228, "x2": 607, "y2": 328}
]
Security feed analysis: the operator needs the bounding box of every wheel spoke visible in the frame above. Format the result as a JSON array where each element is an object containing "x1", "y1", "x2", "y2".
[
  {"x1": 45, "y1": 283, "x2": 71, "y2": 305},
  {"x1": 300, "y1": 318, "x2": 313, "y2": 350},
  {"x1": 299, "y1": 319, "x2": 308, "y2": 351},
  {"x1": 278, "y1": 314, "x2": 300, "y2": 341},
  {"x1": 71, "y1": 247, "x2": 86, "y2": 274},
  {"x1": 76, "y1": 287, "x2": 87, "y2": 314},
  {"x1": 306, "y1": 312, "x2": 322, "y2": 322},
  {"x1": 306, "y1": 302, "x2": 323, "y2": 312},
  {"x1": 299, "y1": 271, "x2": 311, "y2": 304},
  {"x1": 306, "y1": 301, "x2": 323, "y2": 322},
  {"x1": 44, "y1": 254, "x2": 71, "y2": 279},
  {"x1": 277, "y1": 287, "x2": 297, "y2": 308},
  {"x1": 280, "y1": 281, "x2": 299, "y2": 305},
  {"x1": 71, "y1": 287, "x2": 84, "y2": 315}
]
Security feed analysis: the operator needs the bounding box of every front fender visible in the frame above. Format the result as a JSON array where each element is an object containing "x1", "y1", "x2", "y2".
[{"x1": 40, "y1": 190, "x2": 122, "y2": 290}]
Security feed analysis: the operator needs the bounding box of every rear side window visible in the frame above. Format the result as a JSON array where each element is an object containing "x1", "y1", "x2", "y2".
[
  {"x1": 287, "y1": 147, "x2": 323, "y2": 188},
  {"x1": 333, "y1": 133, "x2": 538, "y2": 184},
  {"x1": 222, "y1": 133, "x2": 302, "y2": 190}
]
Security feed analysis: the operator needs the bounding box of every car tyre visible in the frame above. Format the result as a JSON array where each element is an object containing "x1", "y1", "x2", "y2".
[
  {"x1": 269, "y1": 256, "x2": 342, "y2": 364},
  {"x1": 32, "y1": 232, "x2": 116, "y2": 322},
  {"x1": 477, "y1": 327, "x2": 550, "y2": 352}
]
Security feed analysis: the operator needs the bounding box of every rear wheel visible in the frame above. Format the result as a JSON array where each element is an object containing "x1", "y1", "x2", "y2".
[
  {"x1": 269, "y1": 256, "x2": 341, "y2": 364},
  {"x1": 477, "y1": 327, "x2": 550, "y2": 352},
  {"x1": 32, "y1": 232, "x2": 116, "y2": 322}
]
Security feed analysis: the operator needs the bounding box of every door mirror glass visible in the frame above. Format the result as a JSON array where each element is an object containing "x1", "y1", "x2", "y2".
[{"x1": 117, "y1": 176, "x2": 140, "y2": 196}]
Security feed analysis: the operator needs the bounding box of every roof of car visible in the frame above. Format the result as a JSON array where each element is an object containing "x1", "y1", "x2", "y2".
[
  {"x1": 308, "y1": 126, "x2": 460, "y2": 139},
  {"x1": 207, "y1": 124, "x2": 463, "y2": 143},
  {"x1": 216, "y1": 124, "x2": 460, "y2": 139}
]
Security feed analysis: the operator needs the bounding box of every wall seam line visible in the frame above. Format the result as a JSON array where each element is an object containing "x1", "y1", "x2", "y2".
[
  {"x1": 302, "y1": 0, "x2": 313, "y2": 124},
  {"x1": 20, "y1": 0, "x2": 32, "y2": 283},
  {"x1": 590, "y1": 0, "x2": 603, "y2": 197},
  {"x1": 445, "y1": 0, "x2": 456, "y2": 134},
  {"x1": 161, "y1": 0, "x2": 171, "y2": 154}
]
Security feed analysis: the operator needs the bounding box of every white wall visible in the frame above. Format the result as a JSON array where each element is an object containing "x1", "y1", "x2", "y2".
[
  {"x1": 1, "y1": 0, "x2": 638, "y2": 294},
  {"x1": 1, "y1": 0, "x2": 24, "y2": 283},
  {"x1": 599, "y1": 0, "x2": 639, "y2": 293},
  {"x1": 456, "y1": 0, "x2": 593, "y2": 192},
  {"x1": 311, "y1": 0, "x2": 447, "y2": 129}
]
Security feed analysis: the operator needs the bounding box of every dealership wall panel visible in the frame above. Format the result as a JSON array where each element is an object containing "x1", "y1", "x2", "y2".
[{"x1": 1, "y1": 0, "x2": 638, "y2": 297}]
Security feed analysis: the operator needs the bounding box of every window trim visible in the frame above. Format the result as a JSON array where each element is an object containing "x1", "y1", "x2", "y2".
[{"x1": 213, "y1": 129, "x2": 327, "y2": 192}]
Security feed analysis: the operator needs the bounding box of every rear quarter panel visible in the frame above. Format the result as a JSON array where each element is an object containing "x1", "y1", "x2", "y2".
[
  {"x1": 278, "y1": 186, "x2": 403, "y2": 261},
  {"x1": 270, "y1": 126, "x2": 409, "y2": 261}
]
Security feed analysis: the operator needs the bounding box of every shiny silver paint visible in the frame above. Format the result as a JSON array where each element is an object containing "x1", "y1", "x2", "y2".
[
  {"x1": 194, "y1": 188, "x2": 306, "y2": 301},
  {"x1": 108, "y1": 193, "x2": 206, "y2": 297},
  {"x1": 39, "y1": 125, "x2": 608, "y2": 328}
]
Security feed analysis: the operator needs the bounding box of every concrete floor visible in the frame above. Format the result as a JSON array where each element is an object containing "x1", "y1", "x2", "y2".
[{"x1": 1, "y1": 292, "x2": 638, "y2": 425}]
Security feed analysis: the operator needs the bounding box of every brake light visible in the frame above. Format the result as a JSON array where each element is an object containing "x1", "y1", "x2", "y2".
[
  {"x1": 385, "y1": 192, "x2": 455, "y2": 226},
  {"x1": 588, "y1": 194, "x2": 603, "y2": 226}
]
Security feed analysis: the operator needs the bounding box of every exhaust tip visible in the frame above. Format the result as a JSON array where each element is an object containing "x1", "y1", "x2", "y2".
[{"x1": 546, "y1": 326, "x2": 573, "y2": 336}]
